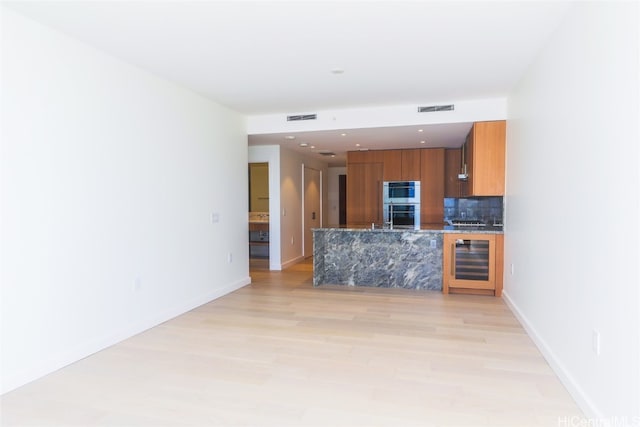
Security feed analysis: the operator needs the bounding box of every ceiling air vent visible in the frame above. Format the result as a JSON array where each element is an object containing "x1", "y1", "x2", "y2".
[
  {"x1": 318, "y1": 151, "x2": 336, "y2": 157},
  {"x1": 286, "y1": 114, "x2": 317, "y2": 121},
  {"x1": 418, "y1": 104, "x2": 454, "y2": 113}
]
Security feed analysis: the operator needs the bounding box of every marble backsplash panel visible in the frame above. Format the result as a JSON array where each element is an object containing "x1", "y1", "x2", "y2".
[{"x1": 444, "y1": 196, "x2": 503, "y2": 223}]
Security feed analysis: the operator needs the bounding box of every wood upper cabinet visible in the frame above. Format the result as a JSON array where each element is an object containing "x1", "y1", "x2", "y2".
[
  {"x1": 346, "y1": 161, "x2": 383, "y2": 225},
  {"x1": 382, "y1": 150, "x2": 402, "y2": 181},
  {"x1": 347, "y1": 150, "x2": 385, "y2": 164},
  {"x1": 382, "y1": 149, "x2": 421, "y2": 181},
  {"x1": 463, "y1": 120, "x2": 506, "y2": 196},
  {"x1": 401, "y1": 149, "x2": 421, "y2": 180},
  {"x1": 420, "y1": 148, "x2": 444, "y2": 224}
]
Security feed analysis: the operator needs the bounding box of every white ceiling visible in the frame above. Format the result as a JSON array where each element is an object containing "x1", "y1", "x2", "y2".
[
  {"x1": 248, "y1": 122, "x2": 474, "y2": 165},
  {"x1": 5, "y1": 1, "x2": 572, "y2": 165}
]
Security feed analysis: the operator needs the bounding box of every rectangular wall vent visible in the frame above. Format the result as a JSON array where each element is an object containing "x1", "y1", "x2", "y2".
[
  {"x1": 418, "y1": 104, "x2": 454, "y2": 113},
  {"x1": 286, "y1": 114, "x2": 317, "y2": 121},
  {"x1": 318, "y1": 151, "x2": 336, "y2": 156}
]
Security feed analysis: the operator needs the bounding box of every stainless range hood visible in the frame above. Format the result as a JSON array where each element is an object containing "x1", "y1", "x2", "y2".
[{"x1": 458, "y1": 142, "x2": 468, "y2": 181}]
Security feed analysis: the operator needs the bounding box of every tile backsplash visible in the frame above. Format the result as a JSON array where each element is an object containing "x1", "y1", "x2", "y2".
[{"x1": 444, "y1": 197, "x2": 503, "y2": 223}]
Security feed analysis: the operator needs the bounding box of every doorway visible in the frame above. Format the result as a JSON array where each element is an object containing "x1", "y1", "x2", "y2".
[
  {"x1": 249, "y1": 162, "x2": 270, "y2": 264},
  {"x1": 303, "y1": 166, "x2": 321, "y2": 258},
  {"x1": 339, "y1": 174, "x2": 347, "y2": 226}
]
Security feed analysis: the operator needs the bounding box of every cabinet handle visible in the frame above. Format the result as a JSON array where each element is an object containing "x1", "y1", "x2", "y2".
[{"x1": 451, "y1": 243, "x2": 455, "y2": 276}]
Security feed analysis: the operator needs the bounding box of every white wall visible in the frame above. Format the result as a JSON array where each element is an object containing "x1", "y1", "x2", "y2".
[
  {"x1": 279, "y1": 147, "x2": 328, "y2": 268},
  {"x1": 327, "y1": 167, "x2": 346, "y2": 227},
  {"x1": 0, "y1": 8, "x2": 250, "y2": 394},
  {"x1": 505, "y1": 2, "x2": 639, "y2": 421}
]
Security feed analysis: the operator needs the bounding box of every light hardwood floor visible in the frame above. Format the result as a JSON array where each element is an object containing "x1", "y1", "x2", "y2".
[{"x1": 1, "y1": 259, "x2": 582, "y2": 426}]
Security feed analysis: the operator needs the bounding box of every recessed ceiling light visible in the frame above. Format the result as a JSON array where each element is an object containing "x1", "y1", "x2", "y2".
[
  {"x1": 341, "y1": 133, "x2": 347, "y2": 136},
  {"x1": 420, "y1": 140, "x2": 426, "y2": 144},
  {"x1": 331, "y1": 68, "x2": 345, "y2": 75},
  {"x1": 310, "y1": 145, "x2": 316, "y2": 149},
  {"x1": 285, "y1": 135, "x2": 296, "y2": 140},
  {"x1": 418, "y1": 129, "x2": 424, "y2": 133},
  {"x1": 299, "y1": 143, "x2": 308, "y2": 147},
  {"x1": 355, "y1": 143, "x2": 361, "y2": 147}
]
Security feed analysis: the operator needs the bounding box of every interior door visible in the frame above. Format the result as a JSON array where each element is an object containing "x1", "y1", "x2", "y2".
[{"x1": 304, "y1": 167, "x2": 321, "y2": 258}]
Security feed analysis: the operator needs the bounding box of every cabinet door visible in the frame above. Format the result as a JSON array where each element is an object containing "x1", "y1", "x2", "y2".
[
  {"x1": 401, "y1": 149, "x2": 421, "y2": 181},
  {"x1": 347, "y1": 150, "x2": 370, "y2": 164},
  {"x1": 347, "y1": 150, "x2": 384, "y2": 164},
  {"x1": 443, "y1": 233, "x2": 496, "y2": 294},
  {"x1": 420, "y1": 148, "x2": 444, "y2": 224},
  {"x1": 346, "y1": 162, "x2": 383, "y2": 225},
  {"x1": 469, "y1": 120, "x2": 506, "y2": 196},
  {"x1": 382, "y1": 150, "x2": 402, "y2": 181},
  {"x1": 444, "y1": 148, "x2": 462, "y2": 198}
]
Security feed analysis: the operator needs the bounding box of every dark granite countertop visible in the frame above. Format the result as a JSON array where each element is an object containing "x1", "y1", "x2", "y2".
[{"x1": 315, "y1": 223, "x2": 503, "y2": 234}]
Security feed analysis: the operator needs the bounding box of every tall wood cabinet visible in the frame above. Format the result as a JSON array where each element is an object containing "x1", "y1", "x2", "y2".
[
  {"x1": 346, "y1": 151, "x2": 384, "y2": 225},
  {"x1": 420, "y1": 148, "x2": 444, "y2": 224}
]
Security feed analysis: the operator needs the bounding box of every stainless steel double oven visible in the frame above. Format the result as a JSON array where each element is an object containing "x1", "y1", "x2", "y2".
[{"x1": 382, "y1": 181, "x2": 421, "y2": 230}]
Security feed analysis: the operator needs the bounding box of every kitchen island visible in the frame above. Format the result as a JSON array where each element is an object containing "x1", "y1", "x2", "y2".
[{"x1": 313, "y1": 225, "x2": 503, "y2": 292}]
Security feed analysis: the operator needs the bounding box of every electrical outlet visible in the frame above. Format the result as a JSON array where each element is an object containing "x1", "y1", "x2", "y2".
[
  {"x1": 592, "y1": 330, "x2": 601, "y2": 356},
  {"x1": 511, "y1": 264, "x2": 515, "y2": 275},
  {"x1": 211, "y1": 212, "x2": 220, "y2": 223},
  {"x1": 133, "y1": 277, "x2": 142, "y2": 292},
  {"x1": 291, "y1": 236, "x2": 294, "y2": 245},
  {"x1": 430, "y1": 240, "x2": 436, "y2": 249},
  {"x1": 227, "y1": 252, "x2": 233, "y2": 263}
]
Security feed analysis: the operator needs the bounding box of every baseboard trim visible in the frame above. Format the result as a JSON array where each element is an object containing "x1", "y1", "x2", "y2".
[
  {"x1": 281, "y1": 255, "x2": 305, "y2": 270},
  {"x1": 1, "y1": 276, "x2": 251, "y2": 395},
  {"x1": 502, "y1": 290, "x2": 602, "y2": 420}
]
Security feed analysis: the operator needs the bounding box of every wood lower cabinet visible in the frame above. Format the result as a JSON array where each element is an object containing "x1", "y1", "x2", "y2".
[
  {"x1": 443, "y1": 233, "x2": 504, "y2": 296},
  {"x1": 346, "y1": 162, "x2": 383, "y2": 225}
]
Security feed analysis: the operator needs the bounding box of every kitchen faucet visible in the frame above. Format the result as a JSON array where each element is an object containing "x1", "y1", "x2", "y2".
[{"x1": 385, "y1": 203, "x2": 394, "y2": 229}]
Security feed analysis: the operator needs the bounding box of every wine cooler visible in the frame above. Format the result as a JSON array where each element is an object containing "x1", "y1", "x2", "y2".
[{"x1": 443, "y1": 233, "x2": 502, "y2": 296}]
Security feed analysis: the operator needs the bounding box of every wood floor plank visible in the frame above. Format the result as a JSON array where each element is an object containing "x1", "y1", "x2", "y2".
[{"x1": 1, "y1": 258, "x2": 583, "y2": 426}]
